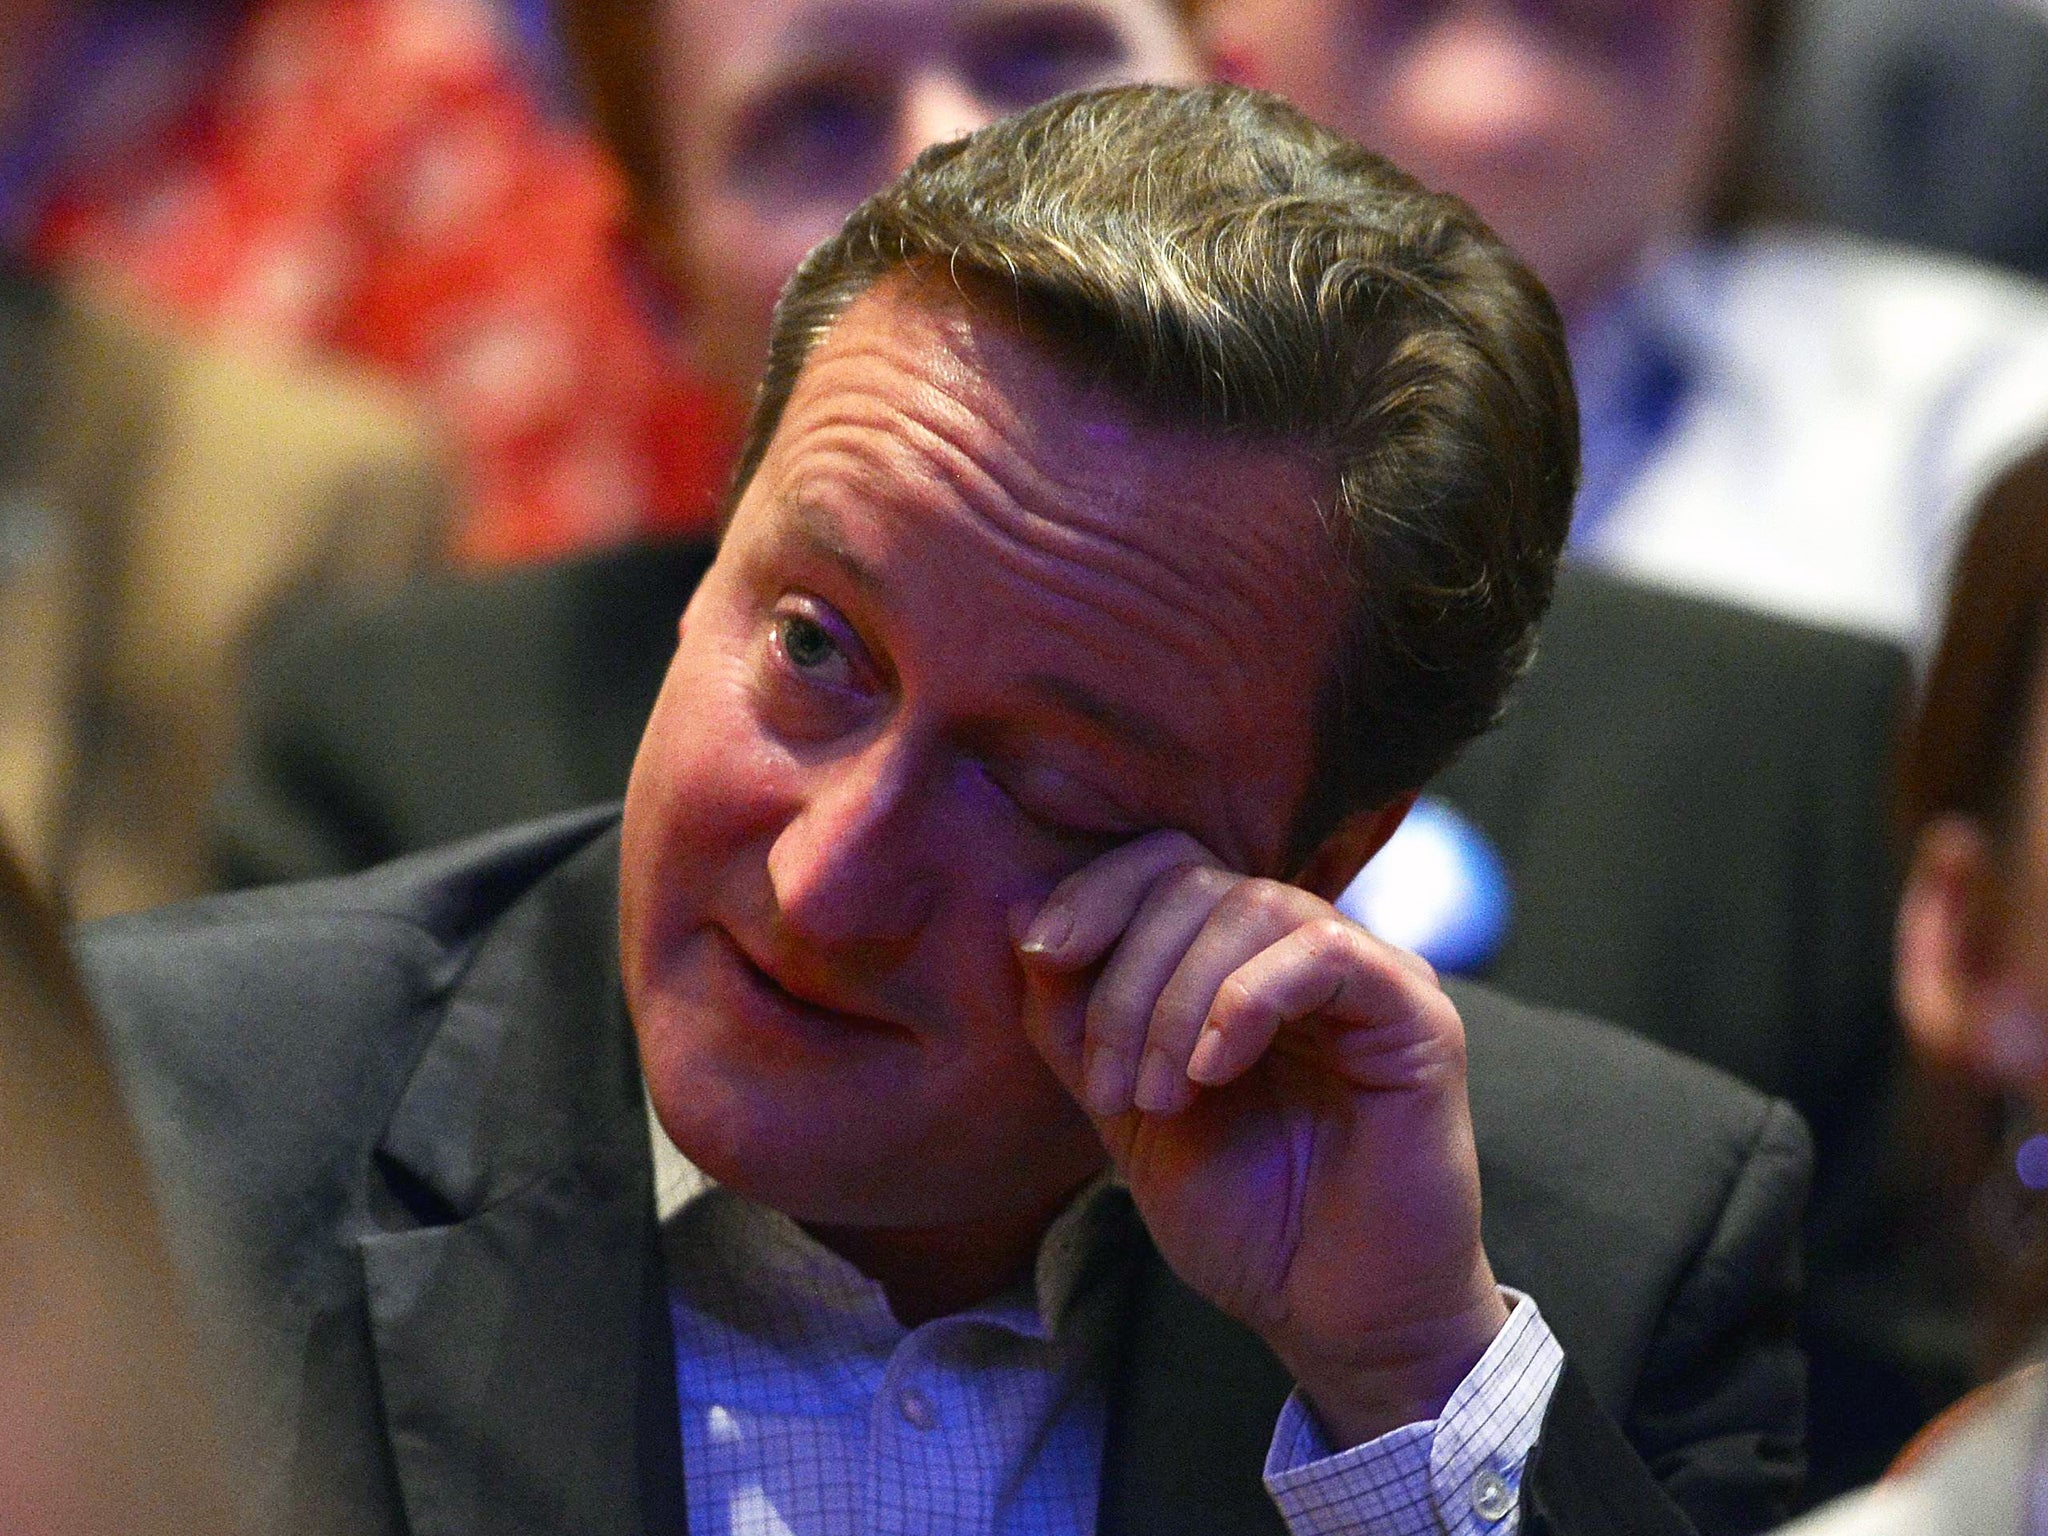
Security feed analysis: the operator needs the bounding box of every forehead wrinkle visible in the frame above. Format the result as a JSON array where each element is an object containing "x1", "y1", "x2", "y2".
[
  {"x1": 785, "y1": 498, "x2": 888, "y2": 597},
  {"x1": 781, "y1": 403, "x2": 1244, "y2": 724},
  {"x1": 789, "y1": 324, "x2": 1334, "y2": 680}
]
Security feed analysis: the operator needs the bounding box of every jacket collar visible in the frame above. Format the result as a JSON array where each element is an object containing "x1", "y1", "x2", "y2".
[{"x1": 358, "y1": 825, "x2": 685, "y2": 1536}]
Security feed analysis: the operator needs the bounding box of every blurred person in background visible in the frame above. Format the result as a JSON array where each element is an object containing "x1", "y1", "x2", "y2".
[
  {"x1": 214, "y1": 0, "x2": 1206, "y2": 884},
  {"x1": 585, "y1": 0, "x2": 1200, "y2": 393},
  {"x1": 26, "y1": 0, "x2": 731, "y2": 563},
  {"x1": 1201, "y1": 0, "x2": 2048, "y2": 647},
  {"x1": 0, "y1": 837, "x2": 246, "y2": 1536},
  {"x1": 1766, "y1": 442, "x2": 2048, "y2": 1530},
  {"x1": 0, "y1": 0, "x2": 448, "y2": 917},
  {"x1": 24, "y1": 0, "x2": 1187, "y2": 564}
]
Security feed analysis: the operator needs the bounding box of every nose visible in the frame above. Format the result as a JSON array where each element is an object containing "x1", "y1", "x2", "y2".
[
  {"x1": 1388, "y1": 12, "x2": 1564, "y2": 163},
  {"x1": 767, "y1": 735, "x2": 940, "y2": 954},
  {"x1": 891, "y1": 69, "x2": 999, "y2": 176}
]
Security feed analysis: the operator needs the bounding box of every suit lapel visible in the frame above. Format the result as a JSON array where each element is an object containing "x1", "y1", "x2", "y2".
[
  {"x1": 357, "y1": 832, "x2": 685, "y2": 1536},
  {"x1": 1099, "y1": 1241, "x2": 1293, "y2": 1536}
]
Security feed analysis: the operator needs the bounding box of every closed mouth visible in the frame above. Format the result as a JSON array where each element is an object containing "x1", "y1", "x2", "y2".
[{"x1": 717, "y1": 927, "x2": 905, "y2": 1037}]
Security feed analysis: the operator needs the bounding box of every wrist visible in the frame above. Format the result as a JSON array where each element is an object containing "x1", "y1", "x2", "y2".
[{"x1": 1277, "y1": 1281, "x2": 1512, "y2": 1449}]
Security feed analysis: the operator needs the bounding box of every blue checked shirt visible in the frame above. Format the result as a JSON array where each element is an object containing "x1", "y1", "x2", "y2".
[{"x1": 653, "y1": 1117, "x2": 1564, "y2": 1536}]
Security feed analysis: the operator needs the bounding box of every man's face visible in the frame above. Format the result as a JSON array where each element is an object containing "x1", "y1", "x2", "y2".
[
  {"x1": 661, "y1": 0, "x2": 1198, "y2": 389},
  {"x1": 619, "y1": 277, "x2": 1347, "y2": 1231},
  {"x1": 1204, "y1": 0, "x2": 1743, "y2": 316}
]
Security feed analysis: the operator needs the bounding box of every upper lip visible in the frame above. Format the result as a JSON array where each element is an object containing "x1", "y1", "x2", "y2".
[{"x1": 720, "y1": 927, "x2": 905, "y2": 1034}]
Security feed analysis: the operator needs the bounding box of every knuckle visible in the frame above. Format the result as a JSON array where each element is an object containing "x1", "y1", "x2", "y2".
[
  {"x1": 1155, "y1": 859, "x2": 1225, "y2": 907},
  {"x1": 1301, "y1": 914, "x2": 1358, "y2": 962},
  {"x1": 1222, "y1": 876, "x2": 1298, "y2": 929},
  {"x1": 1422, "y1": 1011, "x2": 1470, "y2": 1080},
  {"x1": 1137, "y1": 827, "x2": 1211, "y2": 873},
  {"x1": 1409, "y1": 982, "x2": 1467, "y2": 1062}
]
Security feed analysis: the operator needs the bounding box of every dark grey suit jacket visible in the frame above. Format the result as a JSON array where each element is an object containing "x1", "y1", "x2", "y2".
[
  {"x1": 89, "y1": 809, "x2": 1809, "y2": 1536},
  {"x1": 215, "y1": 545, "x2": 1911, "y2": 1490}
]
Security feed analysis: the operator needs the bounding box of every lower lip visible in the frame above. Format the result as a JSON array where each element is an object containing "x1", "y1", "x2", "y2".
[{"x1": 708, "y1": 930, "x2": 903, "y2": 1048}]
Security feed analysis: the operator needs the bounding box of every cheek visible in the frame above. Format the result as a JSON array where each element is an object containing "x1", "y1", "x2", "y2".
[{"x1": 622, "y1": 639, "x2": 792, "y2": 937}]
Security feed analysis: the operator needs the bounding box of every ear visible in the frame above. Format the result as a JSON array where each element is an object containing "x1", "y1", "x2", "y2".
[
  {"x1": 1896, "y1": 814, "x2": 2043, "y2": 1086},
  {"x1": 676, "y1": 557, "x2": 722, "y2": 644},
  {"x1": 1293, "y1": 792, "x2": 1419, "y2": 903}
]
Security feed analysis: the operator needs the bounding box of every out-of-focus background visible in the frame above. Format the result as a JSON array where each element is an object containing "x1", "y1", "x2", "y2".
[{"x1": 14, "y1": 0, "x2": 2048, "y2": 1519}]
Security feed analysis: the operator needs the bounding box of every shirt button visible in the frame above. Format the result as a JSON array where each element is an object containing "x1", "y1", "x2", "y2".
[
  {"x1": 1471, "y1": 1467, "x2": 1515, "y2": 1523},
  {"x1": 897, "y1": 1388, "x2": 935, "y2": 1430}
]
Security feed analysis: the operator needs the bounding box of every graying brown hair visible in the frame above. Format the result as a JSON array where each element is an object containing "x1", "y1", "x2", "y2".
[{"x1": 730, "y1": 83, "x2": 1578, "y2": 860}]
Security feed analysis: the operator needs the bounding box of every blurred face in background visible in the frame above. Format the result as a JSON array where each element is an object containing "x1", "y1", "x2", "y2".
[
  {"x1": 661, "y1": 0, "x2": 1199, "y2": 390},
  {"x1": 1201, "y1": 0, "x2": 1745, "y2": 318}
]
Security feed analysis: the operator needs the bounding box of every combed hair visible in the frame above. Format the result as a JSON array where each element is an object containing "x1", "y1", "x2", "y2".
[{"x1": 730, "y1": 83, "x2": 1578, "y2": 858}]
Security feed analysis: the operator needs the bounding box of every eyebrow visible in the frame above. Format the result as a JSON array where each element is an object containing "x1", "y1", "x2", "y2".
[
  {"x1": 789, "y1": 502, "x2": 891, "y2": 598},
  {"x1": 787, "y1": 501, "x2": 1184, "y2": 765}
]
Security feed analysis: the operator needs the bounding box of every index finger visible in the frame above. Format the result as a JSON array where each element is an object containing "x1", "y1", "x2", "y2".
[
  {"x1": 1017, "y1": 829, "x2": 1223, "y2": 970},
  {"x1": 1189, "y1": 918, "x2": 1461, "y2": 1089}
]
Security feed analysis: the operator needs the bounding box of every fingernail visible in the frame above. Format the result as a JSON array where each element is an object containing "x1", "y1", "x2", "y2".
[
  {"x1": 1186, "y1": 1027, "x2": 1228, "y2": 1085},
  {"x1": 1133, "y1": 1051, "x2": 1186, "y2": 1116},
  {"x1": 1020, "y1": 905, "x2": 1072, "y2": 959}
]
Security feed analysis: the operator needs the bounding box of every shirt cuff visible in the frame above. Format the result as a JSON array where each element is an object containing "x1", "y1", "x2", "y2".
[{"x1": 1262, "y1": 1289, "x2": 1566, "y2": 1536}]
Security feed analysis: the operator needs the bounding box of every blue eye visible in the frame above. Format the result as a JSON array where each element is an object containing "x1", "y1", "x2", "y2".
[
  {"x1": 779, "y1": 612, "x2": 839, "y2": 670},
  {"x1": 967, "y1": 8, "x2": 1127, "y2": 107},
  {"x1": 731, "y1": 71, "x2": 892, "y2": 201}
]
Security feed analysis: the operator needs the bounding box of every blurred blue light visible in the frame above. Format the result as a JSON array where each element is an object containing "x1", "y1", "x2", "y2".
[
  {"x1": 2017, "y1": 1134, "x2": 2048, "y2": 1192},
  {"x1": 1336, "y1": 795, "x2": 1512, "y2": 976}
]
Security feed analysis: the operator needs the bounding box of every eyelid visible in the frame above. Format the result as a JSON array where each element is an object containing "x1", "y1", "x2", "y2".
[
  {"x1": 774, "y1": 591, "x2": 886, "y2": 690},
  {"x1": 985, "y1": 755, "x2": 1142, "y2": 841}
]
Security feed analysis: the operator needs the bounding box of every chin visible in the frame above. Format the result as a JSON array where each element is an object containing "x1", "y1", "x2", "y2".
[
  {"x1": 644, "y1": 1047, "x2": 1099, "y2": 1232},
  {"x1": 662, "y1": 1095, "x2": 914, "y2": 1226}
]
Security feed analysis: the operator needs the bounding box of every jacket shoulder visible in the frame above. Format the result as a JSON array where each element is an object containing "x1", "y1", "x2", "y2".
[
  {"x1": 1454, "y1": 978, "x2": 1810, "y2": 1402},
  {"x1": 219, "y1": 542, "x2": 712, "y2": 881},
  {"x1": 79, "y1": 807, "x2": 621, "y2": 1162},
  {"x1": 1537, "y1": 563, "x2": 1907, "y2": 705}
]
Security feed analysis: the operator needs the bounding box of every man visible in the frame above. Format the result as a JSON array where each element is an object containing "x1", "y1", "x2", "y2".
[
  {"x1": 91, "y1": 86, "x2": 1804, "y2": 1535},
  {"x1": 214, "y1": 0, "x2": 1910, "y2": 1493},
  {"x1": 1202, "y1": 0, "x2": 2048, "y2": 646}
]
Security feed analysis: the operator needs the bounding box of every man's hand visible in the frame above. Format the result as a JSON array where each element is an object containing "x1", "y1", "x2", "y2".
[{"x1": 1014, "y1": 830, "x2": 1510, "y2": 1449}]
